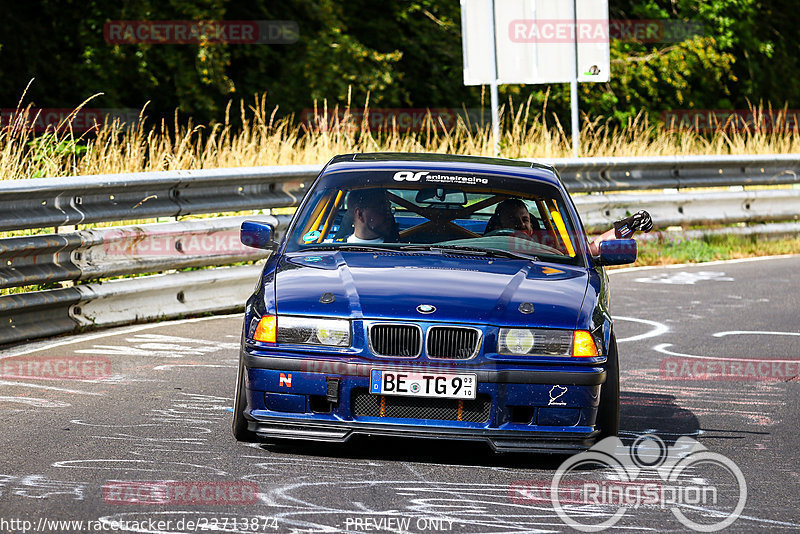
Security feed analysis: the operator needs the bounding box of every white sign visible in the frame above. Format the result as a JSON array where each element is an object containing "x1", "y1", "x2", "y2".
[{"x1": 461, "y1": 0, "x2": 610, "y2": 85}]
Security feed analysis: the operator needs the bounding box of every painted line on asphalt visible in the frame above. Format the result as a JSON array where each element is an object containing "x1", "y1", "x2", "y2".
[
  {"x1": 152, "y1": 364, "x2": 235, "y2": 370},
  {"x1": 713, "y1": 330, "x2": 800, "y2": 338},
  {"x1": 613, "y1": 316, "x2": 669, "y2": 343},
  {"x1": 0, "y1": 313, "x2": 241, "y2": 358},
  {"x1": 653, "y1": 343, "x2": 800, "y2": 363},
  {"x1": 608, "y1": 253, "x2": 799, "y2": 275},
  {"x1": 0, "y1": 380, "x2": 103, "y2": 396}
]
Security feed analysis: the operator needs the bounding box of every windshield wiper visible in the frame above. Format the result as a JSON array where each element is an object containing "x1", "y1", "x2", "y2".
[
  {"x1": 300, "y1": 244, "x2": 394, "y2": 254},
  {"x1": 399, "y1": 244, "x2": 539, "y2": 261}
]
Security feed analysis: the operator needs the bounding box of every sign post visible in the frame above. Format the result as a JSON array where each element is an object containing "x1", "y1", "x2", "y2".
[
  {"x1": 487, "y1": 0, "x2": 501, "y2": 155},
  {"x1": 569, "y1": 0, "x2": 580, "y2": 157},
  {"x1": 461, "y1": 0, "x2": 610, "y2": 157}
]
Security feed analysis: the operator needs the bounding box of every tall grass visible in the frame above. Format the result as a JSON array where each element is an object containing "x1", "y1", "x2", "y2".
[{"x1": 3, "y1": 93, "x2": 800, "y2": 180}]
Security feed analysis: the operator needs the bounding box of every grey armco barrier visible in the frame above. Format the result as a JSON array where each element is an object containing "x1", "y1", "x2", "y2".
[{"x1": 1, "y1": 155, "x2": 799, "y2": 346}]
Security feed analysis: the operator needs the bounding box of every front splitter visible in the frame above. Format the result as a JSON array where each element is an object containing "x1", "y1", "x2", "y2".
[{"x1": 249, "y1": 417, "x2": 598, "y2": 454}]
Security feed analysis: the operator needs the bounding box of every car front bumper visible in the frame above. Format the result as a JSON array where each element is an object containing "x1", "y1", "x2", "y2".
[{"x1": 242, "y1": 350, "x2": 607, "y2": 453}]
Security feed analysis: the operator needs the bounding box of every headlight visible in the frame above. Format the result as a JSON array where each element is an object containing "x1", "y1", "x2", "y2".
[
  {"x1": 498, "y1": 328, "x2": 573, "y2": 356},
  {"x1": 257, "y1": 315, "x2": 351, "y2": 347},
  {"x1": 500, "y1": 329, "x2": 535, "y2": 354}
]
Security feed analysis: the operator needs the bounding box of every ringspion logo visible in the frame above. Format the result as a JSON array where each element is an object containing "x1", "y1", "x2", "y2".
[{"x1": 542, "y1": 435, "x2": 747, "y2": 532}]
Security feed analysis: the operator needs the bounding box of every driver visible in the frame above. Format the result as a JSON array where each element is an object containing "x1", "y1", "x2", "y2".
[
  {"x1": 485, "y1": 198, "x2": 534, "y2": 237},
  {"x1": 347, "y1": 188, "x2": 399, "y2": 243}
]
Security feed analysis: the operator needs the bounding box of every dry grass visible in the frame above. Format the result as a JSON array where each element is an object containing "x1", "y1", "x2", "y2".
[{"x1": 3, "y1": 93, "x2": 800, "y2": 181}]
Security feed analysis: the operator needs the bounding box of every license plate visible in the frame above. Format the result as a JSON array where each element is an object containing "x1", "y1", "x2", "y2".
[{"x1": 370, "y1": 370, "x2": 477, "y2": 400}]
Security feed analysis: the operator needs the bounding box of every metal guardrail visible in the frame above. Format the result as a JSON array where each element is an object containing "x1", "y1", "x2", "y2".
[
  {"x1": 537, "y1": 154, "x2": 800, "y2": 192},
  {"x1": 0, "y1": 215, "x2": 291, "y2": 289},
  {"x1": 1, "y1": 155, "x2": 799, "y2": 233},
  {"x1": 0, "y1": 266, "x2": 263, "y2": 345},
  {"x1": 576, "y1": 188, "x2": 800, "y2": 231},
  {"x1": 1, "y1": 154, "x2": 799, "y2": 347},
  {"x1": 0, "y1": 166, "x2": 317, "y2": 232}
]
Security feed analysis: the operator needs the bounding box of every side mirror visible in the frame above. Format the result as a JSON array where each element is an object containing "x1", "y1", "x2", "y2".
[
  {"x1": 241, "y1": 220, "x2": 277, "y2": 250},
  {"x1": 596, "y1": 239, "x2": 637, "y2": 266}
]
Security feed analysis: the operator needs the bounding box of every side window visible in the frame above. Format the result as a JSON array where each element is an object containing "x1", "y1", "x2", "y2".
[
  {"x1": 296, "y1": 189, "x2": 344, "y2": 244},
  {"x1": 523, "y1": 200, "x2": 544, "y2": 231},
  {"x1": 540, "y1": 199, "x2": 577, "y2": 257}
]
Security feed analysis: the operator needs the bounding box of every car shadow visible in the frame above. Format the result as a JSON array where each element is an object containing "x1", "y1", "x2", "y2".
[
  {"x1": 619, "y1": 390, "x2": 701, "y2": 446},
  {"x1": 619, "y1": 390, "x2": 769, "y2": 445},
  {"x1": 255, "y1": 390, "x2": 762, "y2": 466}
]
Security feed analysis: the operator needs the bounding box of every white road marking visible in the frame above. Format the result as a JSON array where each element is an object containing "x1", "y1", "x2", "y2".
[
  {"x1": 613, "y1": 317, "x2": 669, "y2": 343},
  {"x1": 608, "y1": 253, "x2": 799, "y2": 275},
  {"x1": 152, "y1": 364, "x2": 234, "y2": 370},
  {"x1": 678, "y1": 503, "x2": 800, "y2": 528},
  {"x1": 633, "y1": 271, "x2": 734, "y2": 285},
  {"x1": 713, "y1": 330, "x2": 800, "y2": 338},
  {"x1": 653, "y1": 343, "x2": 800, "y2": 363},
  {"x1": 51, "y1": 459, "x2": 227, "y2": 475},
  {"x1": 0, "y1": 313, "x2": 240, "y2": 358},
  {"x1": 0, "y1": 380, "x2": 102, "y2": 396},
  {"x1": 0, "y1": 396, "x2": 70, "y2": 408}
]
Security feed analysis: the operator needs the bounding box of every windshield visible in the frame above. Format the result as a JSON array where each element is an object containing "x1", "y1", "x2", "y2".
[{"x1": 284, "y1": 169, "x2": 586, "y2": 266}]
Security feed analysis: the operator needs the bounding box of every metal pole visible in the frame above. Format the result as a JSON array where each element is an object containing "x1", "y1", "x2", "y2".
[
  {"x1": 490, "y1": 84, "x2": 500, "y2": 157},
  {"x1": 570, "y1": 0, "x2": 580, "y2": 157},
  {"x1": 488, "y1": 0, "x2": 500, "y2": 156},
  {"x1": 570, "y1": 80, "x2": 579, "y2": 158}
]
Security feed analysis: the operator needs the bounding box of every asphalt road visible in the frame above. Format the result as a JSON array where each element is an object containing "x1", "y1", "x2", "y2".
[{"x1": 1, "y1": 256, "x2": 798, "y2": 533}]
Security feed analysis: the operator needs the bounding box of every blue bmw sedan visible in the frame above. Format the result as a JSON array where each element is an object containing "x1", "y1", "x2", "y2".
[{"x1": 233, "y1": 153, "x2": 636, "y2": 453}]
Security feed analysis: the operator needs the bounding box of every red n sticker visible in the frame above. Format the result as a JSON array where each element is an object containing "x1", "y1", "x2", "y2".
[{"x1": 279, "y1": 373, "x2": 292, "y2": 387}]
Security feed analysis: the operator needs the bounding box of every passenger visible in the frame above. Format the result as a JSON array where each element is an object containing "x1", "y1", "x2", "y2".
[
  {"x1": 486, "y1": 198, "x2": 653, "y2": 255},
  {"x1": 588, "y1": 210, "x2": 653, "y2": 255},
  {"x1": 347, "y1": 188, "x2": 399, "y2": 243}
]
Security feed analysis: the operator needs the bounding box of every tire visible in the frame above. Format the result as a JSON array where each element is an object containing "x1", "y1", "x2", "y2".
[
  {"x1": 596, "y1": 332, "x2": 620, "y2": 438},
  {"x1": 232, "y1": 364, "x2": 258, "y2": 442}
]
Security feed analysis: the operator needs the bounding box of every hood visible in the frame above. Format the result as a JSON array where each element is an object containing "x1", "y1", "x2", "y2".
[{"x1": 273, "y1": 251, "x2": 589, "y2": 329}]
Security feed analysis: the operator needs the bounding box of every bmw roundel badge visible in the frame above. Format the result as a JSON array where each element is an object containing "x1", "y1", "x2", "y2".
[{"x1": 416, "y1": 304, "x2": 436, "y2": 314}]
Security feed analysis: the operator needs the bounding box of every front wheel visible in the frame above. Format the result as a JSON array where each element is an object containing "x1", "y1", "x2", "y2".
[
  {"x1": 232, "y1": 364, "x2": 257, "y2": 442},
  {"x1": 596, "y1": 333, "x2": 620, "y2": 438}
]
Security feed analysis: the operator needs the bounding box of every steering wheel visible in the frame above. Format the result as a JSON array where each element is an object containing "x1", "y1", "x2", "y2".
[{"x1": 484, "y1": 229, "x2": 534, "y2": 240}]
